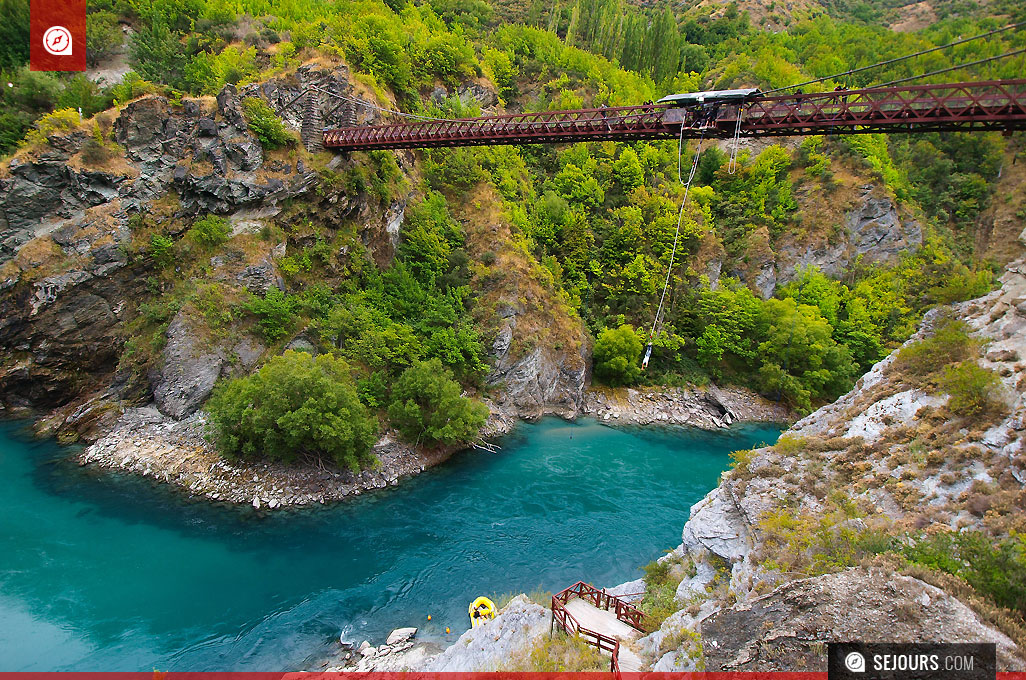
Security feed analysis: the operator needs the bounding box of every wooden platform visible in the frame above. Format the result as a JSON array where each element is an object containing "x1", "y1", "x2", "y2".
[{"x1": 562, "y1": 598, "x2": 644, "y2": 671}]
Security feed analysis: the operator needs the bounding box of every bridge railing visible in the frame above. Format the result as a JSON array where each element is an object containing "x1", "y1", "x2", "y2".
[
  {"x1": 551, "y1": 581, "x2": 648, "y2": 678},
  {"x1": 323, "y1": 103, "x2": 676, "y2": 150},
  {"x1": 740, "y1": 79, "x2": 1026, "y2": 134},
  {"x1": 323, "y1": 80, "x2": 1026, "y2": 150}
]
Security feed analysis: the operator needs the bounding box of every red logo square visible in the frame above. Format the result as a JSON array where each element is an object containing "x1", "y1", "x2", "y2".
[{"x1": 30, "y1": 0, "x2": 86, "y2": 72}]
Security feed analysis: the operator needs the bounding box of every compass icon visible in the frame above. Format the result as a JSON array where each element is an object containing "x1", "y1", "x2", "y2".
[{"x1": 43, "y1": 26, "x2": 73, "y2": 56}]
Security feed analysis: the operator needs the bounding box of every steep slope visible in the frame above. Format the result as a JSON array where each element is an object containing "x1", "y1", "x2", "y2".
[
  {"x1": 641, "y1": 246, "x2": 1026, "y2": 670},
  {"x1": 0, "y1": 64, "x2": 595, "y2": 504}
]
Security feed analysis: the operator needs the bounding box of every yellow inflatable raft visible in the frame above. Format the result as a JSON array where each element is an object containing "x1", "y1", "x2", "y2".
[{"x1": 468, "y1": 596, "x2": 496, "y2": 627}]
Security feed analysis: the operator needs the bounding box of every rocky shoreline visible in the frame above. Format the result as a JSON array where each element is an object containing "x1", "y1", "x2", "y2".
[
  {"x1": 583, "y1": 383, "x2": 792, "y2": 429},
  {"x1": 76, "y1": 404, "x2": 515, "y2": 508},
  {"x1": 315, "y1": 595, "x2": 553, "y2": 672},
  {"x1": 72, "y1": 381, "x2": 793, "y2": 510}
]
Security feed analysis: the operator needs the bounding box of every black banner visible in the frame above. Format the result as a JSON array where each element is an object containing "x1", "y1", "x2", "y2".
[{"x1": 828, "y1": 643, "x2": 996, "y2": 680}]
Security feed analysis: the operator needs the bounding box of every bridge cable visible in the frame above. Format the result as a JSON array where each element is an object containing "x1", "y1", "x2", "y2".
[
  {"x1": 760, "y1": 19, "x2": 1025, "y2": 96},
  {"x1": 869, "y1": 47, "x2": 1026, "y2": 88},
  {"x1": 727, "y1": 106, "x2": 743, "y2": 175},
  {"x1": 306, "y1": 85, "x2": 460, "y2": 124},
  {"x1": 644, "y1": 121, "x2": 706, "y2": 370}
]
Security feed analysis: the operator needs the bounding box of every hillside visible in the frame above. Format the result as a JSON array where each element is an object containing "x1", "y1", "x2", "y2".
[
  {"x1": 0, "y1": 0, "x2": 1023, "y2": 670},
  {"x1": 632, "y1": 241, "x2": 1026, "y2": 670}
]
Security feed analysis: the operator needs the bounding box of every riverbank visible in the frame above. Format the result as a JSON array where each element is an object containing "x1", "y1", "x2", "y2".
[
  {"x1": 76, "y1": 404, "x2": 509, "y2": 508},
  {"x1": 71, "y1": 383, "x2": 789, "y2": 510},
  {"x1": 583, "y1": 384, "x2": 792, "y2": 429}
]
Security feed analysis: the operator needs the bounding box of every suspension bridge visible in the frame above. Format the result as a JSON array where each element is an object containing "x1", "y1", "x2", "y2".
[{"x1": 321, "y1": 79, "x2": 1026, "y2": 151}]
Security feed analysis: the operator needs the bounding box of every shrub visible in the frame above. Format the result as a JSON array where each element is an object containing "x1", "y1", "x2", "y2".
[
  {"x1": 896, "y1": 319, "x2": 977, "y2": 377},
  {"x1": 639, "y1": 552, "x2": 695, "y2": 630},
  {"x1": 241, "y1": 97, "x2": 294, "y2": 149},
  {"x1": 244, "y1": 287, "x2": 297, "y2": 342},
  {"x1": 207, "y1": 351, "x2": 379, "y2": 471},
  {"x1": 387, "y1": 358, "x2": 488, "y2": 446},
  {"x1": 903, "y1": 531, "x2": 1026, "y2": 616},
  {"x1": 593, "y1": 324, "x2": 643, "y2": 387},
  {"x1": 24, "y1": 108, "x2": 79, "y2": 146},
  {"x1": 109, "y1": 71, "x2": 161, "y2": 105},
  {"x1": 187, "y1": 214, "x2": 231, "y2": 247},
  {"x1": 938, "y1": 362, "x2": 1003, "y2": 418},
  {"x1": 86, "y1": 10, "x2": 123, "y2": 67},
  {"x1": 148, "y1": 233, "x2": 174, "y2": 267},
  {"x1": 502, "y1": 631, "x2": 606, "y2": 671},
  {"x1": 80, "y1": 123, "x2": 116, "y2": 164}
]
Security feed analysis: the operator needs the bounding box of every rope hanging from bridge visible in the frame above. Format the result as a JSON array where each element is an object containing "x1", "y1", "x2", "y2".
[
  {"x1": 727, "y1": 106, "x2": 743, "y2": 174},
  {"x1": 643, "y1": 124, "x2": 706, "y2": 371}
]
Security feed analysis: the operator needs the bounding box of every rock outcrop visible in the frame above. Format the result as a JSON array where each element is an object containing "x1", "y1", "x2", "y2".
[
  {"x1": 150, "y1": 312, "x2": 227, "y2": 419},
  {"x1": 423, "y1": 595, "x2": 549, "y2": 671},
  {"x1": 583, "y1": 384, "x2": 790, "y2": 429},
  {"x1": 639, "y1": 254, "x2": 1026, "y2": 671},
  {"x1": 702, "y1": 568, "x2": 1022, "y2": 671},
  {"x1": 744, "y1": 185, "x2": 923, "y2": 298},
  {"x1": 487, "y1": 342, "x2": 588, "y2": 420}
]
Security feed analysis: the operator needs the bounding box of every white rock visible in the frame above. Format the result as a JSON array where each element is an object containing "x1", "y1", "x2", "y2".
[
  {"x1": 252, "y1": 497, "x2": 260, "y2": 509},
  {"x1": 425, "y1": 595, "x2": 548, "y2": 671},
  {"x1": 681, "y1": 486, "x2": 750, "y2": 562},
  {"x1": 386, "y1": 627, "x2": 417, "y2": 645}
]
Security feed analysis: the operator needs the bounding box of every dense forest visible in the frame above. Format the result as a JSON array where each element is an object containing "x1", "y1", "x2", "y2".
[{"x1": 1, "y1": 0, "x2": 1023, "y2": 461}]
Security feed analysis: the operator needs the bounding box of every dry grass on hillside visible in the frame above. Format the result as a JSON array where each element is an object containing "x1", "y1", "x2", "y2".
[{"x1": 455, "y1": 183, "x2": 586, "y2": 367}]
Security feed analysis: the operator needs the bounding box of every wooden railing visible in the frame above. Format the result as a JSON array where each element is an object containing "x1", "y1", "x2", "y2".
[{"x1": 551, "y1": 581, "x2": 647, "y2": 678}]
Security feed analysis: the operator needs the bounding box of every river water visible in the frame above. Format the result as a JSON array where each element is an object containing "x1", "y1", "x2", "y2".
[{"x1": 0, "y1": 417, "x2": 780, "y2": 671}]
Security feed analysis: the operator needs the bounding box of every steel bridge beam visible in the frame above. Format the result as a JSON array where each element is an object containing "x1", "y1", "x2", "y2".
[{"x1": 322, "y1": 80, "x2": 1026, "y2": 151}]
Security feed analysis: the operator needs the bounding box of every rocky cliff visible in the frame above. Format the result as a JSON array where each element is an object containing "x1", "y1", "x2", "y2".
[
  {"x1": 0, "y1": 64, "x2": 598, "y2": 504},
  {"x1": 633, "y1": 250, "x2": 1026, "y2": 671}
]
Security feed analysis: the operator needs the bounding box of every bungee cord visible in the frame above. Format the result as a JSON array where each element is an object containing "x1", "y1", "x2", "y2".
[{"x1": 643, "y1": 120, "x2": 706, "y2": 370}]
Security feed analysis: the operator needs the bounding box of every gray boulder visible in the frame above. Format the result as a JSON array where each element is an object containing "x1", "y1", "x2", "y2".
[
  {"x1": 848, "y1": 189, "x2": 921, "y2": 264},
  {"x1": 151, "y1": 311, "x2": 225, "y2": 419},
  {"x1": 701, "y1": 568, "x2": 1023, "y2": 671}
]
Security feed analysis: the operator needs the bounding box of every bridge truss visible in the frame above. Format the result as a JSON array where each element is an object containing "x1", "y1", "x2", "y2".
[{"x1": 322, "y1": 80, "x2": 1026, "y2": 151}]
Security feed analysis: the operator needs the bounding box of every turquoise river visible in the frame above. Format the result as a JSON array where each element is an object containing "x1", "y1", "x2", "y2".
[{"x1": 0, "y1": 417, "x2": 780, "y2": 671}]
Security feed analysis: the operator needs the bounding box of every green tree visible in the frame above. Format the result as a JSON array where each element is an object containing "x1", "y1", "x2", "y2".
[
  {"x1": 939, "y1": 362, "x2": 1003, "y2": 418},
  {"x1": 387, "y1": 358, "x2": 488, "y2": 445},
  {"x1": 187, "y1": 214, "x2": 231, "y2": 247},
  {"x1": 0, "y1": 0, "x2": 29, "y2": 70},
  {"x1": 131, "y1": 22, "x2": 188, "y2": 88},
  {"x1": 755, "y1": 298, "x2": 857, "y2": 411},
  {"x1": 86, "y1": 11, "x2": 123, "y2": 67},
  {"x1": 549, "y1": 162, "x2": 604, "y2": 210},
  {"x1": 593, "y1": 324, "x2": 642, "y2": 386},
  {"x1": 207, "y1": 351, "x2": 379, "y2": 471},
  {"x1": 695, "y1": 280, "x2": 761, "y2": 370},
  {"x1": 612, "y1": 147, "x2": 645, "y2": 193},
  {"x1": 241, "y1": 97, "x2": 294, "y2": 149},
  {"x1": 245, "y1": 287, "x2": 297, "y2": 342}
]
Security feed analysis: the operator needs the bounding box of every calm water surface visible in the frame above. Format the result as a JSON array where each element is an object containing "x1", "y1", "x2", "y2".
[{"x1": 0, "y1": 417, "x2": 780, "y2": 671}]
